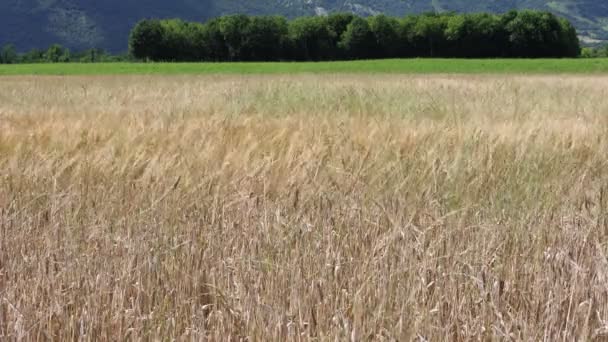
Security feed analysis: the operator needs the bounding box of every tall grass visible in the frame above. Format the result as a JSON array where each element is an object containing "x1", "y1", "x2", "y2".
[{"x1": 1, "y1": 75, "x2": 608, "y2": 340}]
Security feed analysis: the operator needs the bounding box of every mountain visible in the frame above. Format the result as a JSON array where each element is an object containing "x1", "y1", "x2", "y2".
[{"x1": 2, "y1": 0, "x2": 607, "y2": 53}]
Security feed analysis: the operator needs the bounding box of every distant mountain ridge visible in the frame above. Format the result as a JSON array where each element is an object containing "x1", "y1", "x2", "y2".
[{"x1": 2, "y1": 0, "x2": 607, "y2": 52}]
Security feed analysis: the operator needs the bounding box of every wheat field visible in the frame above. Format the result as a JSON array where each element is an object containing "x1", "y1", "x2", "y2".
[{"x1": 1, "y1": 75, "x2": 608, "y2": 340}]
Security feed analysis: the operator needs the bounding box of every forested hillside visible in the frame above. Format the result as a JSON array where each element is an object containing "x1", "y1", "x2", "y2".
[{"x1": 1, "y1": 0, "x2": 607, "y2": 52}]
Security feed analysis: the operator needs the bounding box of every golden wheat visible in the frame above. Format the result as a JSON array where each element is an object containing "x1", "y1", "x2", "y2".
[{"x1": 1, "y1": 74, "x2": 608, "y2": 340}]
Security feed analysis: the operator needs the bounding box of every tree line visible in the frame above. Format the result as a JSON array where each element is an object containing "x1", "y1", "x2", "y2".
[
  {"x1": 581, "y1": 44, "x2": 608, "y2": 58},
  {"x1": 129, "y1": 10, "x2": 580, "y2": 62},
  {"x1": 0, "y1": 44, "x2": 129, "y2": 64},
  {"x1": 0, "y1": 10, "x2": 582, "y2": 64}
]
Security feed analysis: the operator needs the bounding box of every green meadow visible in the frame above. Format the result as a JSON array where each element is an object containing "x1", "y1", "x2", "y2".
[{"x1": 2, "y1": 58, "x2": 608, "y2": 75}]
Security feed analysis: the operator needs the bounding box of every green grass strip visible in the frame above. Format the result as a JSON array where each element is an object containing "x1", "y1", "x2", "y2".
[{"x1": 2, "y1": 58, "x2": 608, "y2": 75}]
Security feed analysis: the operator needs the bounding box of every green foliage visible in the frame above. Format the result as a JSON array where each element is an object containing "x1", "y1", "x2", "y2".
[
  {"x1": 444, "y1": 13, "x2": 504, "y2": 57},
  {"x1": 325, "y1": 13, "x2": 356, "y2": 59},
  {"x1": 411, "y1": 13, "x2": 450, "y2": 57},
  {"x1": 72, "y1": 48, "x2": 132, "y2": 62},
  {"x1": 558, "y1": 19, "x2": 581, "y2": 57},
  {"x1": 502, "y1": 10, "x2": 579, "y2": 57},
  {"x1": 198, "y1": 18, "x2": 228, "y2": 61},
  {"x1": 368, "y1": 15, "x2": 401, "y2": 58},
  {"x1": 0, "y1": 45, "x2": 130, "y2": 64},
  {"x1": 0, "y1": 44, "x2": 18, "y2": 64},
  {"x1": 129, "y1": 20, "x2": 165, "y2": 61},
  {"x1": 339, "y1": 17, "x2": 376, "y2": 59},
  {"x1": 158, "y1": 19, "x2": 203, "y2": 61},
  {"x1": 219, "y1": 14, "x2": 251, "y2": 61},
  {"x1": 288, "y1": 16, "x2": 334, "y2": 61},
  {"x1": 124, "y1": 11, "x2": 580, "y2": 62},
  {"x1": 73, "y1": 48, "x2": 105, "y2": 63},
  {"x1": 580, "y1": 45, "x2": 608, "y2": 58},
  {"x1": 398, "y1": 15, "x2": 420, "y2": 57},
  {"x1": 326, "y1": 13, "x2": 355, "y2": 40},
  {"x1": 20, "y1": 48, "x2": 45, "y2": 63},
  {"x1": 244, "y1": 16, "x2": 289, "y2": 61},
  {"x1": 217, "y1": 15, "x2": 289, "y2": 61},
  {"x1": 45, "y1": 44, "x2": 70, "y2": 63}
]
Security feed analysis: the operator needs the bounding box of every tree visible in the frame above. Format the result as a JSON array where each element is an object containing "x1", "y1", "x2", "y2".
[
  {"x1": 399, "y1": 15, "x2": 421, "y2": 57},
  {"x1": 75, "y1": 48, "x2": 108, "y2": 62},
  {"x1": 368, "y1": 15, "x2": 401, "y2": 58},
  {"x1": 558, "y1": 18, "x2": 580, "y2": 57},
  {"x1": 469, "y1": 13, "x2": 505, "y2": 57},
  {"x1": 244, "y1": 16, "x2": 289, "y2": 61},
  {"x1": 339, "y1": 17, "x2": 376, "y2": 59},
  {"x1": 198, "y1": 18, "x2": 228, "y2": 61},
  {"x1": 326, "y1": 13, "x2": 355, "y2": 58},
  {"x1": 0, "y1": 44, "x2": 18, "y2": 64},
  {"x1": 444, "y1": 14, "x2": 468, "y2": 57},
  {"x1": 288, "y1": 16, "x2": 333, "y2": 61},
  {"x1": 129, "y1": 19, "x2": 165, "y2": 61},
  {"x1": 535, "y1": 12, "x2": 566, "y2": 57},
  {"x1": 412, "y1": 13, "x2": 449, "y2": 57},
  {"x1": 219, "y1": 14, "x2": 251, "y2": 61},
  {"x1": 45, "y1": 44, "x2": 70, "y2": 63},
  {"x1": 444, "y1": 13, "x2": 504, "y2": 57},
  {"x1": 21, "y1": 48, "x2": 44, "y2": 63},
  {"x1": 156, "y1": 19, "x2": 200, "y2": 61},
  {"x1": 123, "y1": 12, "x2": 581, "y2": 62},
  {"x1": 504, "y1": 10, "x2": 543, "y2": 57}
]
